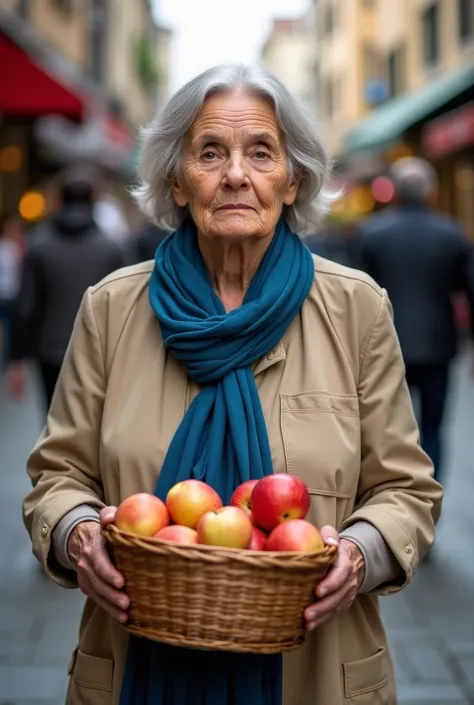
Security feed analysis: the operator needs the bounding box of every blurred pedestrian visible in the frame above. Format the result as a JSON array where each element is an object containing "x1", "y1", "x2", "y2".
[
  {"x1": 129, "y1": 220, "x2": 171, "y2": 263},
  {"x1": 94, "y1": 189, "x2": 130, "y2": 245},
  {"x1": 7, "y1": 166, "x2": 127, "y2": 409},
  {"x1": 0, "y1": 216, "x2": 25, "y2": 367},
  {"x1": 357, "y1": 157, "x2": 474, "y2": 483}
]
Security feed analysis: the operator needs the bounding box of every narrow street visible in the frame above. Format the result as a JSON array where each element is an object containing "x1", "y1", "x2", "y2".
[{"x1": 0, "y1": 356, "x2": 473, "y2": 705}]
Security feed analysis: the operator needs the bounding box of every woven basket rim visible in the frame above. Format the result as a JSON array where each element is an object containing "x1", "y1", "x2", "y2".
[{"x1": 103, "y1": 524, "x2": 337, "y2": 567}]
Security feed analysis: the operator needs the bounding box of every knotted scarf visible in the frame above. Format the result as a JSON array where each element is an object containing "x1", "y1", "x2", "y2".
[{"x1": 119, "y1": 217, "x2": 314, "y2": 705}]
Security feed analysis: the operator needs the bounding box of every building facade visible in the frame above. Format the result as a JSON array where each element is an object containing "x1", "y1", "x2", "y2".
[
  {"x1": 0, "y1": 0, "x2": 171, "y2": 219},
  {"x1": 261, "y1": 9, "x2": 319, "y2": 125},
  {"x1": 315, "y1": 0, "x2": 474, "y2": 236}
]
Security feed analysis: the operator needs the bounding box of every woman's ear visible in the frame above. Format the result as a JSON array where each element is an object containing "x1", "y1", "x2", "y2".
[
  {"x1": 171, "y1": 176, "x2": 188, "y2": 207},
  {"x1": 283, "y1": 177, "x2": 300, "y2": 206}
]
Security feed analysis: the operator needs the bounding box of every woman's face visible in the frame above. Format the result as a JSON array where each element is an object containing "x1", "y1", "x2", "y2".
[{"x1": 172, "y1": 91, "x2": 299, "y2": 241}]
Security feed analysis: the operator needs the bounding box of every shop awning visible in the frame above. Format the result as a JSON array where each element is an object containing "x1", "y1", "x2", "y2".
[
  {"x1": 343, "y1": 64, "x2": 474, "y2": 155},
  {"x1": 0, "y1": 32, "x2": 84, "y2": 118}
]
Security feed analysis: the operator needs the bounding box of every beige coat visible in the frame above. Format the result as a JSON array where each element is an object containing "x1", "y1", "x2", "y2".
[{"x1": 23, "y1": 255, "x2": 442, "y2": 705}]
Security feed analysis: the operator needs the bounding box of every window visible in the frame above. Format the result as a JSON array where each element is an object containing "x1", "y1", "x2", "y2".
[
  {"x1": 422, "y1": 2, "x2": 440, "y2": 67},
  {"x1": 324, "y1": 79, "x2": 334, "y2": 118},
  {"x1": 322, "y1": 1, "x2": 338, "y2": 37},
  {"x1": 363, "y1": 43, "x2": 382, "y2": 82},
  {"x1": 387, "y1": 44, "x2": 405, "y2": 97},
  {"x1": 52, "y1": 0, "x2": 73, "y2": 13},
  {"x1": 458, "y1": 0, "x2": 474, "y2": 41},
  {"x1": 89, "y1": 0, "x2": 107, "y2": 86}
]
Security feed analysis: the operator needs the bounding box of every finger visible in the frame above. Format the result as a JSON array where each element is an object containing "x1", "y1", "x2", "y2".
[
  {"x1": 305, "y1": 588, "x2": 349, "y2": 628},
  {"x1": 88, "y1": 570, "x2": 130, "y2": 613},
  {"x1": 100, "y1": 506, "x2": 117, "y2": 527},
  {"x1": 88, "y1": 583, "x2": 128, "y2": 623},
  {"x1": 319, "y1": 525, "x2": 339, "y2": 547},
  {"x1": 316, "y1": 552, "x2": 351, "y2": 598},
  {"x1": 89, "y1": 537, "x2": 125, "y2": 589}
]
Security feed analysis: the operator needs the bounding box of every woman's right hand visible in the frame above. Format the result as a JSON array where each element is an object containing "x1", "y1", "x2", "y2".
[{"x1": 67, "y1": 506, "x2": 129, "y2": 623}]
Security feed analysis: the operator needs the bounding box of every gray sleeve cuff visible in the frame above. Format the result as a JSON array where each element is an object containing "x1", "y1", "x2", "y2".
[
  {"x1": 52, "y1": 504, "x2": 101, "y2": 571},
  {"x1": 340, "y1": 520, "x2": 401, "y2": 593}
]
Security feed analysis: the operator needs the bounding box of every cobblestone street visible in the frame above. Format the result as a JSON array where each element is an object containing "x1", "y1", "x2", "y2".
[{"x1": 0, "y1": 356, "x2": 473, "y2": 705}]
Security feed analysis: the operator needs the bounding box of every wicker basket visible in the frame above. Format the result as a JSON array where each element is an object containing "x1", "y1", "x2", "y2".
[{"x1": 103, "y1": 524, "x2": 337, "y2": 654}]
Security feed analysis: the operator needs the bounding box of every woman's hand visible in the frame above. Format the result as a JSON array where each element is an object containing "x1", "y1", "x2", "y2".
[
  {"x1": 67, "y1": 506, "x2": 129, "y2": 623},
  {"x1": 304, "y1": 525, "x2": 365, "y2": 631}
]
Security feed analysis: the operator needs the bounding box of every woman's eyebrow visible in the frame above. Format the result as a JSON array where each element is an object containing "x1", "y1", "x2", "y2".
[
  {"x1": 193, "y1": 133, "x2": 222, "y2": 148},
  {"x1": 247, "y1": 132, "x2": 276, "y2": 145}
]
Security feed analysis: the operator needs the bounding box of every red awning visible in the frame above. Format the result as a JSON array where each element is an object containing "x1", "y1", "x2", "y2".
[
  {"x1": 422, "y1": 102, "x2": 474, "y2": 158},
  {"x1": 0, "y1": 33, "x2": 84, "y2": 119}
]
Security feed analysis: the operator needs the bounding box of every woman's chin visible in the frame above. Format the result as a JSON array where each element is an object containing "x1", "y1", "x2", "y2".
[{"x1": 203, "y1": 215, "x2": 269, "y2": 241}]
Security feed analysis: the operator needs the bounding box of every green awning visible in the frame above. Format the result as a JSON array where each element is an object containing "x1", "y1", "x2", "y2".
[{"x1": 344, "y1": 64, "x2": 474, "y2": 154}]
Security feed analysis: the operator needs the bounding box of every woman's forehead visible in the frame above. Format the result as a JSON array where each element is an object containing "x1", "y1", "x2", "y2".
[{"x1": 189, "y1": 92, "x2": 281, "y2": 142}]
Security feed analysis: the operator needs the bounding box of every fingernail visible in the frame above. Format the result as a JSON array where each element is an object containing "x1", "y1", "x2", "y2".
[
  {"x1": 114, "y1": 579, "x2": 122, "y2": 589},
  {"x1": 119, "y1": 614, "x2": 127, "y2": 623},
  {"x1": 318, "y1": 587, "x2": 327, "y2": 597},
  {"x1": 308, "y1": 622, "x2": 316, "y2": 632},
  {"x1": 118, "y1": 598, "x2": 128, "y2": 609},
  {"x1": 325, "y1": 538, "x2": 338, "y2": 546}
]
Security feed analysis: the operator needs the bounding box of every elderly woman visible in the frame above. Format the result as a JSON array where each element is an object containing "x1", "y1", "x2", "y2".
[{"x1": 23, "y1": 64, "x2": 442, "y2": 705}]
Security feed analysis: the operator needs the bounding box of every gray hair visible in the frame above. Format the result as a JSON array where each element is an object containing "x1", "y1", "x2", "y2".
[
  {"x1": 132, "y1": 63, "x2": 335, "y2": 235},
  {"x1": 389, "y1": 157, "x2": 438, "y2": 203}
]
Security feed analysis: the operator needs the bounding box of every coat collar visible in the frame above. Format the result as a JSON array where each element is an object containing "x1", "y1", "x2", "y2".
[{"x1": 253, "y1": 340, "x2": 286, "y2": 376}]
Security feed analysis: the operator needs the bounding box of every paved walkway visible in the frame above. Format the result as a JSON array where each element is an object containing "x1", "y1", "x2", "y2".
[{"x1": 0, "y1": 357, "x2": 473, "y2": 704}]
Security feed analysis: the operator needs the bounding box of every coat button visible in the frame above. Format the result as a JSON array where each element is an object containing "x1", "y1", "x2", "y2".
[
  {"x1": 41, "y1": 524, "x2": 49, "y2": 536},
  {"x1": 267, "y1": 351, "x2": 276, "y2": 360},
  {"x1": 405, "y1": 544, "x2": 413, "y2": 554}
]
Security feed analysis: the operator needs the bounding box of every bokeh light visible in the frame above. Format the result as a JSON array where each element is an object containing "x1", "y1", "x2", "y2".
[
  {"x1": 0, "y1": 145, "x2": 22, "y2": 172},
  {"x1": 371, "y1": 176, "x2": 395, "y2": 204},
  {"x1": 347, "y1": 185, "x2": 374, "y2": 215},
  {"x1": 18, "y1": 190, "x2": 46, "y2": 221}
]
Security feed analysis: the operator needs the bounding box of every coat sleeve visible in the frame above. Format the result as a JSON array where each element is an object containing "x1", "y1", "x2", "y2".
[
  {"x1": 22, "y1": 287, "x2": 106, "y2": 588},
  {"x1": 340, "y1": 290, "x2": 443, "y2": 595}
]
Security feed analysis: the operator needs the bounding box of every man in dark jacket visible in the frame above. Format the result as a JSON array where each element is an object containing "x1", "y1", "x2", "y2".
[
  {"x1": 357, "y1": 157, "x2": 474, "y2": 483},
  {"x1": 7, "y1": 166, "x2": 127, "y2": 409},
  {"x1": 130, "y1": 221, "x2": 170, "y2": 263}
]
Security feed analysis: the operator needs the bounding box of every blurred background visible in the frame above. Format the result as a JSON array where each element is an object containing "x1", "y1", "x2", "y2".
[{"x1": 0, "y1": 1, "x2": 473, "y2": 704}]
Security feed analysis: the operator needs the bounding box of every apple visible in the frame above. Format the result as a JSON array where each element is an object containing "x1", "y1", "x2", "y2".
[
  {"x1": 266, "y1": 519, "x2": 324, "y2": 552},
  {"x1": 197, "y1": 506, "x2": 253, "y2": 549},
  {"x1": 251, "y1": 473, "x2": 310, "y2": 532},
  {"x1": 248, "y1": 526, "x2": 267, "y2": 551},
  {"x1": 115, "y1": 493, "x2": 169, "y2": 537},
  {"x1": 166, "y1": 479, "x2": 223, "y2": 529},
  {"x1": 229, "y1": 479, "x2": 259, "y2": 520},
  {"x1": 154, "y1": 525, "x2": 198, "y2": 545}
]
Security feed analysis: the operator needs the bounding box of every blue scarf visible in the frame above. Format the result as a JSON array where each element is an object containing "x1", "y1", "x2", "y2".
[{"x1": 119, "y1": 217, "x2": 314, "y2": 705}]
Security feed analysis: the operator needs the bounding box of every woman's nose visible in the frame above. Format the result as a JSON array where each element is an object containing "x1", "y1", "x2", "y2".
[{"x1": 223, "y1": 156, "x2": 249, "y2": 190}]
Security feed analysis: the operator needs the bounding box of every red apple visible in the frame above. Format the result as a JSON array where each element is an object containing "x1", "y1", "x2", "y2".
[
  {"x1": 229, "y1": 479, "x2": 259, "y2": 520},
  {"x1": 166, "y1": 479, "x2": 223, "y2": 529},
  {"x1": 196, "y1": 506, "x2": 253, "y2": 549},
  {"x1": 154, "y1": 525, "x2": 198, "y2": 545},
  {"x1": 266, "y1": 519, "x2": 324, "y2": 552},
  {"x1": 248, "y1": 526, "x2": 267, "y2": 551},
  {"x1": 115, "y1": 493, "x2": 169, "y2": 537},
  {"x1": 251, "y1": 473, "x2": 310, "y2": 532}
]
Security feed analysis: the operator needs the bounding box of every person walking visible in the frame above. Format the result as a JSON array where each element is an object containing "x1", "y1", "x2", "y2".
[
  {"x1": 0, "y1": 216, "x2": 24, "y2": 367},
  {"x1": 357, "y1": 157, "x2": 474, "y2": 483},
  {"x1": 129, "y1": 221, "x2": 171, "y2": 263},
  {"x1": 8, "y1": 166, "x2": 127, "y2": 409}
]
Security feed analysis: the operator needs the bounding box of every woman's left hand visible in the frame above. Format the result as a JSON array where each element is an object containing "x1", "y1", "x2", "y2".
[{"x1": 304, "y1": 526, "x2": 365, "y2": 631}]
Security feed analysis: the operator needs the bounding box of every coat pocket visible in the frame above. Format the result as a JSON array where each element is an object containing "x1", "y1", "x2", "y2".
[
  {"x1": 343, "y1": 647, "x2": 394, "y2": 703},
  {"x1": 280, "y1": 391, "x2": 360, "y2": 499},
  {"x1": 67, "y1": 647, "x2": 113, "y2": 705}
]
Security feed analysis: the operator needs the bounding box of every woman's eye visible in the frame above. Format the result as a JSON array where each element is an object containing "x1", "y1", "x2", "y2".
[
  {"x1": 203, "y1": 151, "x2": 216, "y2": 161},
  {"x1": 254, "y1": 151, "x2": 269, "y2": 161}
]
